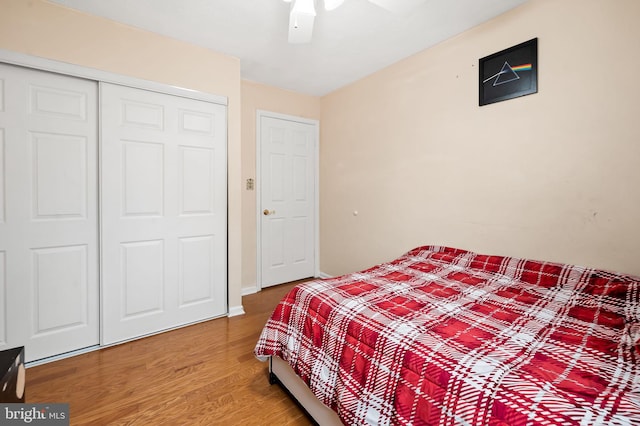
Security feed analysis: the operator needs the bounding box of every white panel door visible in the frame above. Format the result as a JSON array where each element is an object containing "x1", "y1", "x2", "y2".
[
  {"x1": 0, "y1": 63, "x2": 99, "y2": 362},
  {"x1": 101, "y1": 83, "x2": 227, "y2": 345},
  {"x1": 260, "y1": 115, "x2": 316, "y2": 287}
]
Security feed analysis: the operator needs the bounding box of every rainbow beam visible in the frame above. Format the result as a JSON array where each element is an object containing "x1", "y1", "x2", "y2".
[{"x1": 511, "y1": 64, "x2": 532, "y2": 71}]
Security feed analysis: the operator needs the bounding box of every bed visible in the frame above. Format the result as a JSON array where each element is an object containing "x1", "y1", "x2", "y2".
[{"x1": 254, "y1": 245, "x2": 640, "y2": 425}]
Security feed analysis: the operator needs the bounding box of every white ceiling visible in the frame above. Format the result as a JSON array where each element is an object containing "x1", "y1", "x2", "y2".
[{"x1": 49, "y1": 0, "x2": 528, "y2": 96}]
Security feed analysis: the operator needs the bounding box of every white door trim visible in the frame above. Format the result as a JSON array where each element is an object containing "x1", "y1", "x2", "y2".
[
  {"x1": 256, "y1": 110, "x2": 320, "y2": 292},
  {"x1": 0, "y1": 49, "x2": 227, "y2": 106}
]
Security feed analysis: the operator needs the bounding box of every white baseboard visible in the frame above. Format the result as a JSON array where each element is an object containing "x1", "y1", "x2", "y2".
[
  {"x1": 228, "y1": 305, "x2": 246, "y2": 317},
  {"x1": 242, "y1": 285, "x2": 258, "y2": 296},
  {"x1": 317, "y1": 272, "x2": 333, "y2": 279}
]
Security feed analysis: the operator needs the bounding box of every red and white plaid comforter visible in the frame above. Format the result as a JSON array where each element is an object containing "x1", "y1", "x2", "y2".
[{"x1": 254, "y1": 246, "x2": 640, "y2": 425}]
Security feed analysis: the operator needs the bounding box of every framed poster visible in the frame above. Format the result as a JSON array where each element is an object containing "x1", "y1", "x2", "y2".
[{"x1": 479, "y1": 38, "x2": 537, "y2": 106}]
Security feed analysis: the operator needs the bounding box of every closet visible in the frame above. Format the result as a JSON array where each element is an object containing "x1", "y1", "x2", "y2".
[{"x1": 0, "y1": 61, "x2": 228, "y2": 363}]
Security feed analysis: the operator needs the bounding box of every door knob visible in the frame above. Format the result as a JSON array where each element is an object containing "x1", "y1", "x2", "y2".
[{"x1": 263, "y1": 209, "x2": 275, "y2": 216}]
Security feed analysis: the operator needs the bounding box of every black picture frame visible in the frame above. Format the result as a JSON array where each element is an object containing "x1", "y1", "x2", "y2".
[{"x1": 479, "y1": 38, "x2": 538, "y2": 106}]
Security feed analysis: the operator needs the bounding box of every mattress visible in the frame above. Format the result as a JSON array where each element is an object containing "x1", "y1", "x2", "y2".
[{"x1": 255, "y1": 246, "x2": 640, "y2": 425}]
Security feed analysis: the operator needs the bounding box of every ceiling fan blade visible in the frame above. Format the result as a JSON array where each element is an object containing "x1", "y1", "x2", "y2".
[
  {"x1": 288, "y1": 0, "x2": 316, "y2": 43},
  {"x1": 367, "y1": 0, "x2": 427, "y2": 14}
]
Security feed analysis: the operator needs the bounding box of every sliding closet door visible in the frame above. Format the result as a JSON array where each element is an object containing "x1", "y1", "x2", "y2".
[
  {"x1": 0, "y1": 63, "x2": 99, "y2": 362},
  {"x1": 100, "y1": 83, "x2": 227, "y2": 345}
]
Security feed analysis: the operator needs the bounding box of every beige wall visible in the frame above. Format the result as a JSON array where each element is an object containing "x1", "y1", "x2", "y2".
[
  {"x1": 240, "y1": 80, "x2": 321, "y2": 292},
  {"x1": 0, "y1": 0, "x2": 244, "y2": 309},
  {"x1": 320, "y1": 0, "x2": 640, "y2": 277},
  {"x1": 4, "y1": 0, "x2": 639, "y2": 303}
]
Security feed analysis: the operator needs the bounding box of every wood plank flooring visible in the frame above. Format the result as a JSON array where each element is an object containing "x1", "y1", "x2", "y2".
[{"x1": 26, "y1": 281, "x2": 313, "y2": 425}]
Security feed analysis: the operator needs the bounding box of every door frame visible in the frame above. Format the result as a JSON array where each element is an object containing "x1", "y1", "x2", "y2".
[{"x1": 255, "y1": 110, "x2": 320, "y2": 291}]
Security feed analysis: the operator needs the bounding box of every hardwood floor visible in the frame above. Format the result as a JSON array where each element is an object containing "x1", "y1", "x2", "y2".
[{"x1": 27, "y1": 281, "x2": 313, "y2": 425}]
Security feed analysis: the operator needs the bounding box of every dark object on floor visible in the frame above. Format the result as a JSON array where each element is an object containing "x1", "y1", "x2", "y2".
[{"x1": 0, "y1": 346, "x2": 25, "y2": 403}]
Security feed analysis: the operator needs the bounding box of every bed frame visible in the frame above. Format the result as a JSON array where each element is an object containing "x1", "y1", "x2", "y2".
[{"x1": 269, "y1": 356, "x2": 342, "y2": 425}]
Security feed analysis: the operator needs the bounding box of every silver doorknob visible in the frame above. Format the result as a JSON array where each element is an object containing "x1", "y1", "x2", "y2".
[{"x1": 263, "y1": 209, "x2": 275, "y2": 216}]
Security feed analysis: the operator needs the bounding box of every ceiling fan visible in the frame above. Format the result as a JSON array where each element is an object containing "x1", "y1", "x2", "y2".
[{"x1": 283, "y1": 0, "x2": 427, "y2": 43}]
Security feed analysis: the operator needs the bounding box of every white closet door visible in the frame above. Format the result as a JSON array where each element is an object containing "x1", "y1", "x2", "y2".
[
  {"x1": 100, "y1": 83, "x2": 227, "y2": 345},
  {"x1": 0, "y1": 63, "x2": 99, "y2": 362}
]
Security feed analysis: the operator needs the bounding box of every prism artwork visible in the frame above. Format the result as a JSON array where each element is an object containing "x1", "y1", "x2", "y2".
[{"x1": 479, "y1": 38, "x2": 538, "y2": 106}]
